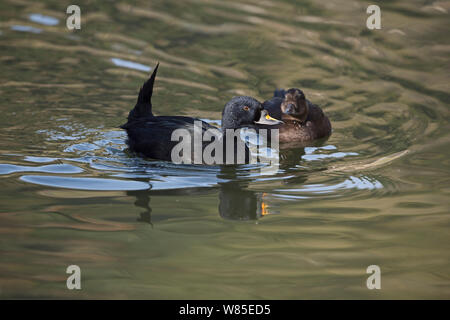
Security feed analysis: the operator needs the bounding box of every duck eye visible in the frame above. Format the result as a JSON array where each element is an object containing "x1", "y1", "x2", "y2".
[{"x1": 243, "y1": 106, "x2": 250, "y2": 111}]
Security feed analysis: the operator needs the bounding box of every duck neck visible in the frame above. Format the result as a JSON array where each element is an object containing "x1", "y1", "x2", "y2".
[
  {"x1": 221, "y1": 116, "x2": 238, "y2": 131},
  {"x1": 221, "y1": 122, "x2": 256, "y2": 132}
]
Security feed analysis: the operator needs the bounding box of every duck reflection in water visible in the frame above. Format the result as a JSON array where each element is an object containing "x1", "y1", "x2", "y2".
[
  {"x1": 125, "y1": 150, "x2": 315, "y2": 223},
  {"x1": 217, "y1": 165, "x2": 270, "y2": 221},
  {"x1": 127, "y1": 189, "x2": 152, "y2": 225},
  {"x1": 126, "y1": 182, "x2": 269, "y2": 223}
]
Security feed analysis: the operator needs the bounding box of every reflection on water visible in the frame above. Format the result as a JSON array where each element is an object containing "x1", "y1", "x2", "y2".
[
  {"x1": 110, "y1": 58, "x2": 151, "y2": 72},
  {"x1": 0, "y1": 0, "x2": 449, "y2": 299},
  {"x1": 11, "y1": 25, "x2": 43, "y2": 34},
  {"x1": 28, "y1": 14, "x2": 60, "y2": 26}
]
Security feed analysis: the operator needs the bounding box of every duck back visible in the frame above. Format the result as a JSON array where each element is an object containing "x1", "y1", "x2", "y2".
[{"x1": 278, "y1": 102, "x2": 331, "y2": 142}]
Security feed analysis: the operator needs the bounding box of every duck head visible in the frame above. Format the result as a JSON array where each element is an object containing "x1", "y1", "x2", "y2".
[
  {"x1": 280, "y1": 88, "x2": 309, "y2": 123},
  {"x1": 221, "y1": 96, "x2": 283, "y2": 129}
]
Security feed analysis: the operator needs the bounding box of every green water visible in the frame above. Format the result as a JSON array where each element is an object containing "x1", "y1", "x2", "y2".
[{"x1": 0, "y1": 0, "x2": 449, "y2": 299}]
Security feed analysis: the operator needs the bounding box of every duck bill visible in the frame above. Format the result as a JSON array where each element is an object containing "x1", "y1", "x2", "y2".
[{"x1": 254, "y1": 113, "x2": 283, "y2": 125}]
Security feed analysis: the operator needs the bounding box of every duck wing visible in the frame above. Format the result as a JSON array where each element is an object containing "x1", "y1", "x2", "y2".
[
  {"x1": 305, "y1": 102, "x2": 332, "y2": 139},
  {"x1": 124, "y1": 116, "x2": 219, "y2": 161}
]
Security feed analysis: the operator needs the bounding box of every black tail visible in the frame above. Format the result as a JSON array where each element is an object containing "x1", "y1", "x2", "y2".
[
  {"x1": 121, "y1": 63, "x2": 159, "y2": 128},
  {"x1": 137, "y1": 62, "x2": 159, "y2": 107}
]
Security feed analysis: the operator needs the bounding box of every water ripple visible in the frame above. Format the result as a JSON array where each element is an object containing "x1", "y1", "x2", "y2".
[
  {"x1": 20, "y1": 175, "x2": 150, "y2": 191},
  {"x1": 11, "y1": 25, "x2": 42, "y2": 34},
  {"x1": 28, "y1": 13, "x2": 59, "y2": 26},
  {"x1": 111, "y1": 58, "x2": 152, "y2": 72}
]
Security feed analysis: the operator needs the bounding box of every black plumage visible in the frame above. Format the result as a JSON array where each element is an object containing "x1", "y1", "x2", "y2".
[{"x1": 121, "y1": 64, "x2": 282, "y2": 163}]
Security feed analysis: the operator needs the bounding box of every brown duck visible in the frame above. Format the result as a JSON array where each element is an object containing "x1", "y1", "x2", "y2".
[{"x1": 261, "y1": 88, "x2": 332, "y2": 143}]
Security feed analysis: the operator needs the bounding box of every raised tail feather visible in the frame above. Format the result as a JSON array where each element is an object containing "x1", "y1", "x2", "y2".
[
  {"x1": 137, "y1": 62, "x2": 159, "y2": 107},
  {"x1": 121, "y1": 63, "x2": 159, "y2": 128}
]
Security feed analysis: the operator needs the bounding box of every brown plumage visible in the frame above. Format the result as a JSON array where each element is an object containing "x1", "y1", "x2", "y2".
[{"x1": 262, "y1": 88, "x2": 332, "y2": 143}]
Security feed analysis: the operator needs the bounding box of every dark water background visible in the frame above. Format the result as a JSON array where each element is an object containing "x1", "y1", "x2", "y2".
[{"x1": 0, "y1": 0, "x2": 449, "y2": 298}]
